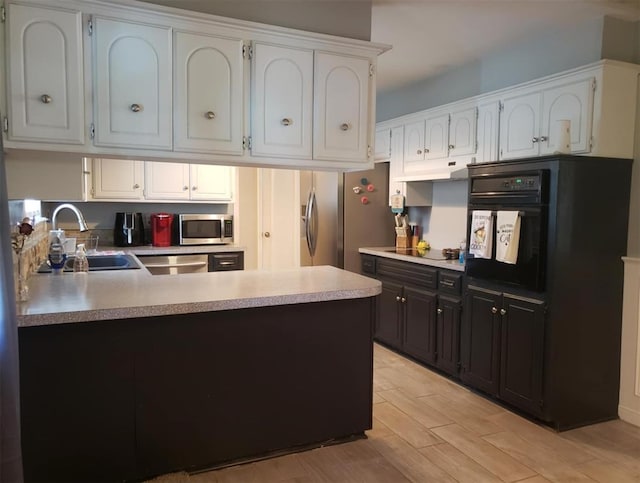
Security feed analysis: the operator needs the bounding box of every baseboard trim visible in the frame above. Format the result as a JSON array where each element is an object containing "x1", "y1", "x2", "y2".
[{"x1": 618, "y1": 404, "x2": 640, "y2": 427}]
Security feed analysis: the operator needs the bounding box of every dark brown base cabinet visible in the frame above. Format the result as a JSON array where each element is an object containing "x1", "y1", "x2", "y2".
[
  {"x1": 19, "y1": 298, "x2": 375, "y2": 482},
  {"x1": 364, "y1": 256, "x2": 462, "y2": 375},
  {"x1": 461, "y1": 285, "x2": 545, "y2": 417}
]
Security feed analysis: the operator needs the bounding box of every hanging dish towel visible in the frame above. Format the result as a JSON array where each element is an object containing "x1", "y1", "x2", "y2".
[
  {"x1": 496, "y1": 211, "x2": 521, "y2": 264},
  {"x1": 469, "y1": 210, "x2": 493, "y2": 259}
]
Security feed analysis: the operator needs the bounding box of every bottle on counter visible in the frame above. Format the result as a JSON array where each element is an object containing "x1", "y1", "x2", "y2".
[
  {"x1": 72, "y1": 243, "x2": 89, "y2": 273},
  {"x1": 459, "y1": 240, "x2": 467, "y2": 264},
  {"x1": 48, "y1": 235, "x2": 67, "y2": 274}
]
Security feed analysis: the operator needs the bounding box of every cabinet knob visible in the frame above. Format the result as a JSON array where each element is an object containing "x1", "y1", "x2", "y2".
[
  {"x1": 401, "y1": 297, "x2": 406, "y2": 303},
  {"x1": 532, "y1": 137, "x2": 539, "y2": 143},
  {"x1": 40, "y1": 94, "x2": 52, "y2": 104},
  {"x1": 500, "y1": 308, "x2": 507, "y2": 316},
  {"x1": 192, "y1": 186, "x2": 197, "y2": 191},
  {"x1": 449, "y1": 144, "x2": 455, "y2": 150},
  {"x1": 281, "y1": 118, "x2": 293, "y2": 126},
  {"x1": 491, "y1": 306, "x2": 498, "y2": 314},
  {"x1": 130, "y1": 103, "x2": 142, "y2": 113},
  {"x1": 205, "y1": 111, "x2": 216, "y2": 120},
  {"x1": 133, "y1": 183, "x2": 140, "y2": 189},
  {"x1": 183, "y1": 186, "x2": 189, "y2": 191},
  {"x1": 264, "y1": 232, "x2": 271, "y2": 238},
  {"x1": 437, "y1": 308, "x2": 443, "y2": 314},
  {"x1": 425, "y1": 148, "x2": 430, "y2": 153},
  {"x1": 396, "y1": 295, "x2": 401, "y2": 302},
  {"x1": 340, "y1": 122, "x2": 351, "y2": 131},
  {"x1": 539, "y1": 136, "x2": 548, "y2": 142},
  {"x1": 416, "y1": 149, "x2": 422, "y2": 155}
]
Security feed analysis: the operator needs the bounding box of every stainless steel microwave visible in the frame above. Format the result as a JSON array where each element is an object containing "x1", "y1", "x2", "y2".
[{"x1": 176, "y1": 214, "x2": 233, "y2": 245}]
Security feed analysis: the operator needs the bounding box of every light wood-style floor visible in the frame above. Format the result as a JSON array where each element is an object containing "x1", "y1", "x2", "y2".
[{"x1": 150, "y1": 343, "x2": 640, "y2": 482}]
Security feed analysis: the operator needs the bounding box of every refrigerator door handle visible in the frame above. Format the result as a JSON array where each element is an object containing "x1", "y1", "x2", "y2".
[
  {"x1": 305, "y1": 190, "x2": 313, "y2": 257},
  {"x1": 308, "y1": 189, "x2": 318, "y2": 257}
]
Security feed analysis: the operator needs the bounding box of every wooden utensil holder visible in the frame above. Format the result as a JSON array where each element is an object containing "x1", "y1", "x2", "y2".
[{"x1": 395, "y1": 228, "x2": 411, "y2": 248}]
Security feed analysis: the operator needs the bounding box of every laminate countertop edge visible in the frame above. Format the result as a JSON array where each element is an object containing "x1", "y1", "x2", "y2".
[
  {"x1": 359, "y1": 247, "x2": 466, "y2": 272},
  {"x1": 17, "y1": 265, "x2": 381, "y2": 327}
]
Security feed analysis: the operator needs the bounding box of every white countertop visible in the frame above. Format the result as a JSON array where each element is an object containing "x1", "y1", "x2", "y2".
[
  {"x1": 18, "y1": 263, "x2": 381, "y2": 328},
  {"x1": 359, "y1": 247, "x2": 466, "y2": 272}
]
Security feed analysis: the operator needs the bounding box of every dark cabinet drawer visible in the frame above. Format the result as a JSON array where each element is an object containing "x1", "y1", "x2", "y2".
[
  {"x1": 376, "y1": 258, "x2": 437, "y2": 289},
  {"x1": 209, "y1": 252, "x2": 244, "y2": 271},
  {"x1": 439, "y1": 271, "x2": 462, "y2": 295},
  {"x1": 361, "y1": 255, "x2": 376, "y2": 275}
]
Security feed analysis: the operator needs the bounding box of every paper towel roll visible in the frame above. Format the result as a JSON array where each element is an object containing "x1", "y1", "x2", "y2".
[{"x1": 554, "y1": 119, "x2": 571, "y2": 154}]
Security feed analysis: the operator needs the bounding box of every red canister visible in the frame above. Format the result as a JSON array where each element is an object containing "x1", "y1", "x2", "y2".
[{"x1": 150, "y1": 213, "x2": 173, "y2": 247}]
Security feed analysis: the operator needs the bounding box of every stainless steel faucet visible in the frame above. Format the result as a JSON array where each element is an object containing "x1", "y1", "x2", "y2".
[{"x1": 51, "y1": 203, "x2": 89, "y2": 232}]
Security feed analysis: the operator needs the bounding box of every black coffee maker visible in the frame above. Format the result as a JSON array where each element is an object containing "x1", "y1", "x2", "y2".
[{"x1": 114, "y1": 212, "x2": 145, "y2": 246}]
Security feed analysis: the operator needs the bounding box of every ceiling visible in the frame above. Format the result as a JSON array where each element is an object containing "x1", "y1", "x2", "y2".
[{"x1": 371, "y1": 0, "x2": 640, "y2": 93}]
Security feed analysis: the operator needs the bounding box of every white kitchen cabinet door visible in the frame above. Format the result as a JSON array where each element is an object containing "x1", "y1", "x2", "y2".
[
  {"x1": 539, "y1": 78, "x2": 594, "y2": 155},
  {"x1": 449, "y1": 107, "x2": 477, "y2": 157},
  {"x1": 91, "y1": 159, "x2": 144, "y2": 200},
  {"x1": 374, "y1": 127, "x2": 391, "y2": 161},
  {"x1": 424, "y1": 113, "x2": 450, "y2": 160},
  {"x1": 251, "y1": 42, "x2": 313, "y2": 158},
  {"x1": 7, "y1": 3, "x2": 84, "y2": 144},
  {"x1": 313, "y1": 52, "x2": 370, "y2": 162},
  {"x1": 144, "y1": 162, "x2": 190, "y2": 200},
  {"x1": 189, "y1": 165, "x2": 234, "y2": 201},
  {"x1": 499, "y1": 92, "x2": 541, "y2": 160},
  {"x1": 388, "y1": 126, "x2": 405, "y2": 205},
  {"x1": 403, "y1": 120, "x2": 426, "y2": 167},
  {"x1": 476, "y1": 101, "x2": 500, "y2": 163},
  {"x1": 174, "y1": 32, "x2": 244, "y2": 155},
  {"x1": 93, "y1": 17, "x2": 172, "y2": 150}
]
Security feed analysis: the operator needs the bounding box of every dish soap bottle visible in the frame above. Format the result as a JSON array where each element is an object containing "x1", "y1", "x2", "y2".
[
  {"x1": 48, "y1": 235, "x2": 66, "y2": 274},
  {"x1": 73, "y1": 243, "x2": 89, "y2": 273}
]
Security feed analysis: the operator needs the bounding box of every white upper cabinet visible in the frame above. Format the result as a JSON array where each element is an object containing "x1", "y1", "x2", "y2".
[
  {"x1": 251, "y1": 42, "x2": 314, "y2": 159},
  {"x1": 500, "y1": 78, "x2": 595, "y2": 160},
  {"x1": 539, "y1": 78, "x2": 594, "y2": 155},
  {"x1": 144, "y1": 162, "x2": 190, "y2": 200},
  {"x1": 448, "y1": 107, "x2": 477, "y2": 157},
  {"x1": 313, "y1": 52, "x2": 371, "y2": 162},
  {"x1": 424, "y1": 113, "x2": 450, "y2": 160},
  {"x1": 91, "y1": 159, "x2": 144, "y2": 200},
  {"x1": 6, "y1": 3, "x2": 84, "y2": 144},
  {"x1": 173, "y1": 32, "x2": 244, "y2": 155},
  {"x1": 93, "y1": 17, "x2": 172, "y2": 150},
  {"x1": 374, "y1": 127, "x2": 391, "y2": 161},
  {"x1": 403, "y1": 120, "x2": 426, "y2": 166},
  {"x1": 476, "y1": 101, "x2": 499, "y2": 163},
  {"x1": 189, "y1": 165, "x2": 233, "y2": 201}
]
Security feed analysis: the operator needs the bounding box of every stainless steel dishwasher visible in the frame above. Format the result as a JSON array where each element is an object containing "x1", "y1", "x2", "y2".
[{"x1": 138, "y1": 254, "x2": 209, "y2": 275}]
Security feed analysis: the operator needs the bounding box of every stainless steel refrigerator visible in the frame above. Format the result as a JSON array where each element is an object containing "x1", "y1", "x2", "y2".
[
  {"x1": 300, "y1": 162, "x2": 396, "y2": 273},
  {"x1": 0, "y1": 139, "x2": 24, "y2": 480}
]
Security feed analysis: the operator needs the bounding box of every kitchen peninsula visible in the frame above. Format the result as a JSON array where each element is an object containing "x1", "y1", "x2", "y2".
[{"x1": 17, "y1": 265, "x2": 380, "y2": 482}]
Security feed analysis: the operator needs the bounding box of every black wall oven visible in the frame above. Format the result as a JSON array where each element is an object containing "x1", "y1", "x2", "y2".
[{"x1": 466, "y1": 169, "x2": 549, "y2": 292}]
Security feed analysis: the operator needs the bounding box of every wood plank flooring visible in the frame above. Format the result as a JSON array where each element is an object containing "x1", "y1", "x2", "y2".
[{"x1": 149, "y1": 343, "x2": 640, "y2": 482}]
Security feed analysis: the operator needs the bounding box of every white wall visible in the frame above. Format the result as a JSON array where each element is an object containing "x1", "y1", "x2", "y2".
[{"x1": 407, "y1": 180, "x2": 468, "y2": 250}]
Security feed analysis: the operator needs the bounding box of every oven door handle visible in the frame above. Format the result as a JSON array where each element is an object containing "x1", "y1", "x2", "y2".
[{"x1": 143, "y1": 261, "x2": 208, "y2": 268}]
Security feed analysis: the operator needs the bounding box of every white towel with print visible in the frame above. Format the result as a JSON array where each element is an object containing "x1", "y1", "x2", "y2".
[
  {"x1": 469, "y1": 210, "x2": 493, "y2": 259},
  {"x1": 496, "y1": 211, "x2": 521, "y2": 264}
]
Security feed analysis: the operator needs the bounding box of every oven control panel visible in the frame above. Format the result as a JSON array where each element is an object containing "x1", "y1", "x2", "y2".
[{"x1": 500, "y1": 176, "x2": 539, "y2": 190}]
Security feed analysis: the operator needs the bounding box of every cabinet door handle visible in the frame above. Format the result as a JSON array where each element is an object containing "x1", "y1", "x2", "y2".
[
  {"x1": 205, "y1": 111, "x2": 216, "y2": 119},
  {"x1": 416, "y1": 149, "x2": 422, "y2": 155},
  {"x1": 130, "y1": 103, "x2": 142, "y2": 112},
  {"x1": 281, "y1": 118, "x2": 293, "y2": 126},
  {"x1": 40, "y1": 94, "x2": 52, "y2": 104},
  {"x1": 396, "y1": 295, "x2": 401, "y2": 302},
  {"x1": 532, "y1": 137, "x2": 539, "y2": 143},
  {"x1": 133, "y1": 184, "x2": 140, "y2": 189},
  {"x1": 183, "y1": 186, "x2": 189, "y2": 191},
  {"x1": 424, "y1": 148, "x2": 430, "y2": 153},
  {"x1": 500, "y1": 308, "x2": 507, "y2": 316},
  {"x1": 539, "y1": 136, "x2": 548, "y2": 142},
  {"x1": 340, "y1": 122, "x2": 351, "y2": 131},
  {"x1": 264, "y1": 232, "x2": 270, "y2": 238},
  {"x1": 491, "y1": 306, "x2": 498, "y2": 314},
  {"x1": 441, "y1": 280, "x2": 455, "y2": 287},
  {"x1": 448, "y1": 144, "x2": 455, "y2": 150},
  {"x1": 437, "y1": 308, "x2": 443, "y2": 314},
  {"x1": 401, "y1": 297, "x2": 406, "y2": 303},
  {"x1": 192, "y1": 186, "x2": 197, "y2": 191}
]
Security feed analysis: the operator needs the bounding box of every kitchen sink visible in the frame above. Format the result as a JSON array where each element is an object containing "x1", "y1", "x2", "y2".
[{"x1": 37, "y1": 254, "x2": 141, "y2": 273}]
